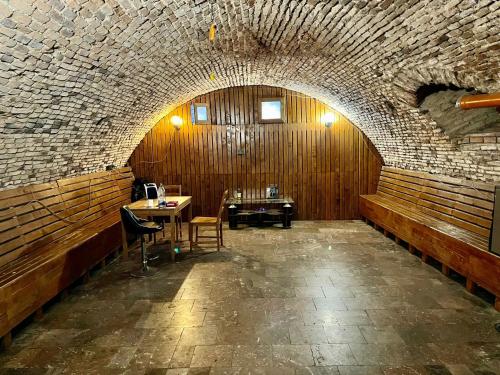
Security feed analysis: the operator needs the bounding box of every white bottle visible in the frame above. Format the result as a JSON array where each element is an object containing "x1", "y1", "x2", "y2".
[{"x1": 158, "y1": 184, "x2": 165, "y2": 205}]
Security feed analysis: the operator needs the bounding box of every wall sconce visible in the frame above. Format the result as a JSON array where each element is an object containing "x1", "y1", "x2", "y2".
[
  {"x1": 171, "y1": 115, "x2": 183, "y2": 130},
  {"x1": 322, "y1": 112, "x2": 337, "y2": 128}
]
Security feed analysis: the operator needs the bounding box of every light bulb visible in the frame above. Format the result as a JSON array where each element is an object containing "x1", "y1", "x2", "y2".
[
  {"x1": 171, "y1": 115, "x2": 183, "y2": 130},
  {"x1": 322, "y1": 112, "x2": 337, "y2": 128}
]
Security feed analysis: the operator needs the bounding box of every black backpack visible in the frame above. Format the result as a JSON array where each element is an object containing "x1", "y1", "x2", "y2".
[{"x1": 131, "y1": 178, "x2": 149, "y2": 202}]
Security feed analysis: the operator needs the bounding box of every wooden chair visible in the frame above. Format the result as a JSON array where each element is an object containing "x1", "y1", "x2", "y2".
[
  {"x1": 189, "y1": 190, "x2": 229, "y2": 252},
  {"x1": 165, "y1": 185, "x2": 183, "y2": 240}
]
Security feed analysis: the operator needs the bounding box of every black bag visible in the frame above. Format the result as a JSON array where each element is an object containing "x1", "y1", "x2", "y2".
[{"x1": 131, "y1": 178, "x2": 149, "y2": 202}]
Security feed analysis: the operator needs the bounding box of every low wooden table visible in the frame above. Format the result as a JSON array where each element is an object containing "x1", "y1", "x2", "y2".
[
  {"x1": 122, "y1": 196, "x2": 192, "y2": 261},
  {"x1": 226, "y1": 197, "x2": 294, "y2": 229}
]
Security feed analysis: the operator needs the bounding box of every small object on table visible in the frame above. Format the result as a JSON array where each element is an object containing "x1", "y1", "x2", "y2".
[
  {"x1": 266, "y1": 185, "x2": 279, "y2": 199},
  {"x1": 166, "y1": 201, "x2": 178, "y2": 207}
]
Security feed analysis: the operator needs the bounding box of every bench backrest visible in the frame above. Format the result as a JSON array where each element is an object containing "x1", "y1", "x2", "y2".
[
  {"x1": 377, "y1": 166, "x2": 495, "y2": 238},
  {"x1": 0, "y1": 167, "x2": 134, "y2": 268}
]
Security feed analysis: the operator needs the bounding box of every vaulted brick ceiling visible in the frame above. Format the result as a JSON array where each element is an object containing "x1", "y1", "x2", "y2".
[{"x1": 0, "y1": 0, "x2": 499, "y2": 188}]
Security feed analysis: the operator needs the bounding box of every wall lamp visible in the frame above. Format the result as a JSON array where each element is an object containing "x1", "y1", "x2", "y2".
[
  {"x1": 171, "y1": 115, "x2": 183, "y2": 130},
  {"x1": 322, "y1": 112, "x2": 338, "y2": 128}
]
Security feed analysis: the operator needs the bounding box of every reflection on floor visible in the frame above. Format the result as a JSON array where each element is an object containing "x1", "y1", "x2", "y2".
[{"x1": 0, "y1": 221, "x2": 499, "y2": 374}]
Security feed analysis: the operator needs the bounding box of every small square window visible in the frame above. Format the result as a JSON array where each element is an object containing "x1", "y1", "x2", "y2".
[
  {"x1": 259, "y1": 98, "x2": 284, "y2": 123},
  {"x1": 194, "y1": 103, "x2": 209, "y2": 124}
]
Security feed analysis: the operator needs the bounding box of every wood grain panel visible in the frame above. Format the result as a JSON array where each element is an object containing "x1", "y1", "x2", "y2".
[{"x1": 129, "y1": 86, "x2": 382, "y2": 220}]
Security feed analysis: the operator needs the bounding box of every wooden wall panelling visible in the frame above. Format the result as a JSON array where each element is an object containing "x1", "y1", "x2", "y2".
[{"x1": 129, "y1": 86, "x2": 383, "y2": 220}]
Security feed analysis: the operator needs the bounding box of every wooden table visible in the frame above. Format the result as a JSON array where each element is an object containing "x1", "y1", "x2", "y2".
[{"x1": 122, "y1": 196, "x2": 192, "y2": 261}]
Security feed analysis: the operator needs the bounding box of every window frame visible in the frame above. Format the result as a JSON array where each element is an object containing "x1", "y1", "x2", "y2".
[
  {"x1": 258, "y1": 97, "x2": 285, "y2": 123},
  {"x1": 194, "y1": 103, "x2": 210, "y2": 125}
]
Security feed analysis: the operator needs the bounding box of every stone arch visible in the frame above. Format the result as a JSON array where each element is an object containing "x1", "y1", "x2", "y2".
[{"x1": 0, "y1": 0, "x2": 498, "y2": 188}]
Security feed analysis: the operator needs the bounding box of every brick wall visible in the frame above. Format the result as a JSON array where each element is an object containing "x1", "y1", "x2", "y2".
[{"x1": 0, "y1": 0, "x2": 499, "y2": 188}]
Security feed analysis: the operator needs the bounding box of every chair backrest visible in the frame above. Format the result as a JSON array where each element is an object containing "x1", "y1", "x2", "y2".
[
  {"x1": 120, "y1": 206, "x2": 162, "y2": 235},
  {"x1": 120, "y1": 206, "x2": 143, "y2": 234},
  {"x1": 165, "y1": 185, "x2": 182, "y2": 196},
  {"x1": 217, "y1": 190, "x2": 229, "y2": 221}
]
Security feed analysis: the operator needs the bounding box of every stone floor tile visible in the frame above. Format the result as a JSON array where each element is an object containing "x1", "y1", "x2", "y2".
[
  {"x1": 209, "y1": 367, "x2": 293, "y2": 375},
  {"x1": 295, "y1": 367, "x2": 341, "y2": 374},
  {"x1": 359, "y1": 326, "x2": 404, "y2": 344},
  {"x1": 304, "y1": 276, "x2": 334, "y2": 287},
  {"x1": 294, "y1": 287, "x2": 326, "y2": 298},
  {"x1": 311, "y1": 344, "x2": 357, "y2": 366},
  {"x1": 312, "y1": 298, "x2": 347, "y2": 311},
  {"x1": 289, "y1": 325, "x2": 328, "y2": 344},
  {"x1": 349, "y1": 344, "x2": 417, "y2": 366},
  {"x1": 231, "y1": 345, "x2": 273, "y2": 367},
  {"x1": 169, "y1": 346, "x2": 196, "y2": 369},
  {"x1": 190, "y1": 345, "x2": 233, "y2": 368},
  {"x1": 338, "y1": 366, "x2": 384, "y2": 375},
  {"x1": 107, "y1": 346, "x2": 138, "y2": 368},
  {"x1": 332, "y1": 311, "x2": 373, "y2": 326},
  {"x1": 135, "y1": 312, "x2": 175, "y2": 329},
  {"x1": 129, "y1": 344, "x2": 177, "y2": 369},
  {"x1": 165, "y1": 369, "x2": 189, "y2": 375},
  {"x1": 321, "y1": 287, "x2": 355, "y2": 299},
  {"x1": 178, "y1": 326, "x2": 219, "y2": 346},
  {"x1": 271, "y1": 345, "x2": 314, "y2": 367},
  {"x1": 140, "y1": 326, "x2": 181, "y2": 342},
  {"x1": 323, "y1": 326, "x2": 366, "y2": 344},
  {"x1": 169, "y1": 312, "x2": 207, "y2": 328}
]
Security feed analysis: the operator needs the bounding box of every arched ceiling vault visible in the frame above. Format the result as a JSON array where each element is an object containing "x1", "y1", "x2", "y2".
[{"x1": 0, "y1": 0, "x2": 499, "y2": 188}]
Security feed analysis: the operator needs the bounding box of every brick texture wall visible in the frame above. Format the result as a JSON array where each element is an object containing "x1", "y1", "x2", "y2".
[{"x1": 0, "y1": 0, "x2": 499, "y2": 188}]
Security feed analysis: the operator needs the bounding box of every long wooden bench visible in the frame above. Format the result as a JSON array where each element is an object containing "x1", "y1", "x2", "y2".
[
  {"x1": 360, "y1": 166, "x2": 500, "y2": 311},
  {"x1": 0, "y1": 167, "x2": 134, "y2": 347}
]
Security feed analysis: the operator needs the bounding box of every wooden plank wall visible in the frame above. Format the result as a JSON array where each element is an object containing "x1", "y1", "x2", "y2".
[{"x1": 129, "y1": 86, "x2": 383, "y2": 220}]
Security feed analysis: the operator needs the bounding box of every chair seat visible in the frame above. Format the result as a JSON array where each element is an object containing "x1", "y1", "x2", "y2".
[{"x1": 191, "y1": 216, "x2": 218, "y2": 225}]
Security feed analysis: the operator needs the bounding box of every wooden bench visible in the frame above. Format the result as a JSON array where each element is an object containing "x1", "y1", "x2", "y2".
[
  {"x1": 0, "y1": 167, "x2": 134, "y2": 347},
  {"x1": 360, "y1": 166, "x2": 500, "y2": 311}
]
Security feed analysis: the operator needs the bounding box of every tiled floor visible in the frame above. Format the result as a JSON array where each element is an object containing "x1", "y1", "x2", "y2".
[{"x1": 1, "y1": 221, "x2": 499, "y2": 374}]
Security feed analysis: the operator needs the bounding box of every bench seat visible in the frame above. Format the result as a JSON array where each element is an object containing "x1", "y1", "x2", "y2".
[
  {"x1": 0, "y1": 168, "x2": 134, "y2": 344},
  {"x1": 360, "y1": 166, "x2": 500, "y2": 311},
  {"x1": 362, "y1": 194, "x2": 489, "y2": 251}
]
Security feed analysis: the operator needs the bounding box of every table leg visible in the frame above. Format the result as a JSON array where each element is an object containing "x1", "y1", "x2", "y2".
[
  {"x1": 170, "y1": 212, "x2": 176, "y2": 261},
  {"x1": 121, "y1": 219, "x2": 128, "y2": 260},
  {"x1": 188, "y1": 202, "x2": 193, "y2": 222}
]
